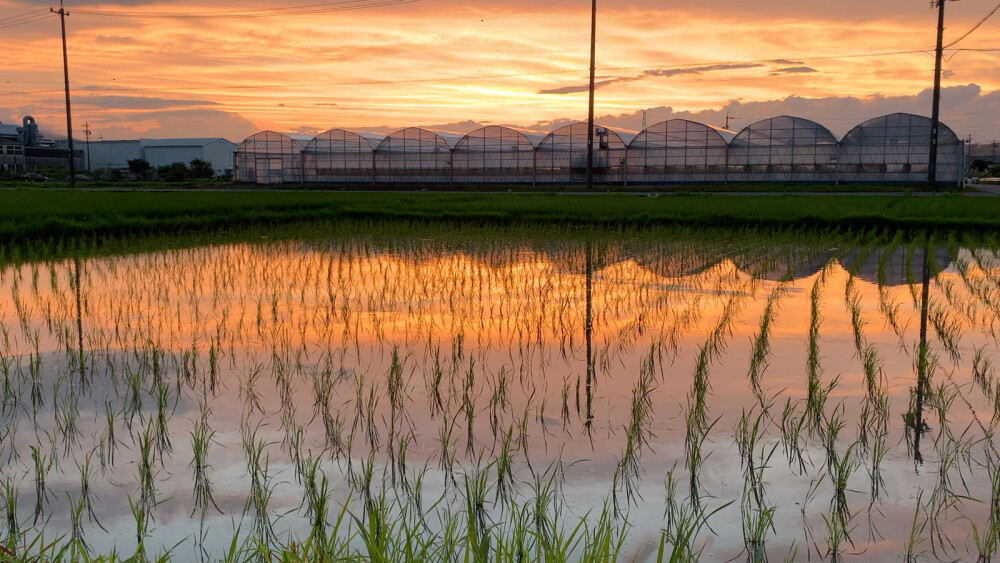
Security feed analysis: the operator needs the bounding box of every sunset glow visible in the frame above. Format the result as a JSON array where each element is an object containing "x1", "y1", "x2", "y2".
[{"x1": 2, "y1": 0, "x2": 999, "y2": 140}]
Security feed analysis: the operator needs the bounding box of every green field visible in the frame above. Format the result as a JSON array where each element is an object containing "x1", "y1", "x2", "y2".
[{"x1": 0, "y1": 188, "x2": 996, "y2": 245}]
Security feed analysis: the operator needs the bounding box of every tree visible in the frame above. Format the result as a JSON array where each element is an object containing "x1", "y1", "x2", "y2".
[
  {"x1": 971, "y1": 159, "x2": 990, "y2": 173},
  {"x1": 159, "y1": 162, "x2": 190, "y2": 182},
  {"x1": 127, "y1": 158, "x2": 152, "y2": 179},
  {"x1": 189, "y1": 158, "x2": 214, "y2": 179}
]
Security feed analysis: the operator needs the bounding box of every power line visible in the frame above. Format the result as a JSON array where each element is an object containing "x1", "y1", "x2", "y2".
[
  {"x1": 0, "y1": 12, "x2": 53, "y2": 31},
  {"x1": 72, "y1": 0, "x2": 421, "y2": 19},
  {"x1": 0, "y1": 8, "x2": 49, "y2": 23},
  {"x1": 945, "y1": 1, "x2": 1000, "y2": 48}
]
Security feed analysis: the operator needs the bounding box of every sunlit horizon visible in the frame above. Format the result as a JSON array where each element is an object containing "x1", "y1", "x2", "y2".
[{"x1": 2, "y1": 0, "x2": 999, "y2": 142}]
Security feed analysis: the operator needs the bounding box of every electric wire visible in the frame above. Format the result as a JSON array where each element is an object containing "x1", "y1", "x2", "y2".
[
  {"x1": 72, "y1": 0, "x2": 421, "y2": 19},
  {"x1": 944, "y1": 1, "x2": 1000, "y2": 48},
  {"x1": 0, "y1": 12, "x2": 53, "y2": 31},
  {"x1": 0, "y1": 8, "x2": 48, "y2": 23}
]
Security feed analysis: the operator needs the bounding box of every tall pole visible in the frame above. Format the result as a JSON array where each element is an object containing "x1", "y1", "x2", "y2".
[
  {"x1": 52, "y1": 0, "x2": 75, "y2": 186},
  {"x1": 928, "y1": 0, "x2": 947, "y2": 188},
  {"x1": 83, "y1": 122, "x2": 91, "y2": 172},
  {"x1": 585, "y1": 0, "x2": 596, "y2": 190}
]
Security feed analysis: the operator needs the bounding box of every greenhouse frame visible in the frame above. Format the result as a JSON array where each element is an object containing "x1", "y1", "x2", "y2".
[
  {"x1": 626, "y1": 119, "x2": 729, "y2": 183},
  {"x1": 452, "y1": 126, "x2": 535, "y2": 184},
  {"x1": 839, "y1": 113, "x2": 963, "y2": 183},
  {"x1": 373, "y1": 128, "x2": 452, "y2": 183},
  {"x1": 728, "y1": 116, "x2": 839, "y2": 182},
  {"x1": 535, "y1": 122, "x2": 627, "y2": 184},
  {"x1": 302, "y1": 129, "x2": 375, "y2": 183},
  {"x1": 234, "y1": 131, "x2": 306, "y2": 184},
  {"x1": 234, "y1": 113, "x2": 965, "y2": 186}
]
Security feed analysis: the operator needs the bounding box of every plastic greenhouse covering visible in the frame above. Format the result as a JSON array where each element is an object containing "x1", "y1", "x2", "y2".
[
  {"x1": 234, "y1": 131, "x2": 305, "y2": 184},
  {"x1": 234, "y1": 113, "x2": 965, "y2": 186},
  {"x1": 839, "y1": 113, "x2": 963, "y2": 183},
  {"x1": 626, "y1": 119, "x2": 729, "y2": 183},
  {"x1": 374, "y1": 128, "x2": 452, "y2": 183},
  {"x1": 535, "y1": 122, "x2": 626, "y2": 183},
  {"x1": 302, "y1": 129, "x2": 375, "y2": 183},
  {"x1": 728, "y1": 116, "x2": 839, "y2": 182},
  {"x1": 452, "y1": 126, "x2": 535, "y2": 183}
]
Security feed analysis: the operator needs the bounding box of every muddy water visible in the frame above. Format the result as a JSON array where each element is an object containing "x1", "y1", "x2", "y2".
[{"x1": 0, "y1": 229, "x2": 998, "y2": 561}]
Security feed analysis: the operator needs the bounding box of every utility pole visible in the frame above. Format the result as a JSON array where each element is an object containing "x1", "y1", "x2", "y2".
[
  {"x1": 585, "y1": 0, "x2": 596, "y2": 190},
  {"x1": 83, "y1": 121, "x2": 91, "y2": 172},
  {"x1": 52, "y1": 0, "x2": 75, "y2": 186},
  {"x1": 928, "y1": 0, "x2": 952, "y2": 188}
]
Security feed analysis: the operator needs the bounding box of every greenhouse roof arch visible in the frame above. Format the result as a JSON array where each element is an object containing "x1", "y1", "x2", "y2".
[
  {"x1": 303, "y1": 128, "x2": 376, "y2": 153},
  {"x1": 375, "y1": 127, "x2": 453, "y2": 153},
  {"x1": 537, "y1": 122, "x2": 626, "y2": 152},
  {"x1": 236, "y1": 130, "x2": 306, "y2": 154},
  {"x1": 629, "y1": 119, "x2": 728, "y2": 150},
  {"x1": 841, "y1": 113, "x2": 959, "y2": 146},
  {"x1": 454, "y1": 126, "x2": 536, "y2": 152},
  {"x1": 730, "y1": 116, "x2": 838, "y2": 148}
]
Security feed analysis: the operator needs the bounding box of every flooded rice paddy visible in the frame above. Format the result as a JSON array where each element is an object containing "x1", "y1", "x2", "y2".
[{"x1": 2, "y1": 225, "x2": 1000, "y2": 561}]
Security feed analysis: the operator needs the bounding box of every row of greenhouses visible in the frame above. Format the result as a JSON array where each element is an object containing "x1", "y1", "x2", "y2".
[{"x1": 234, "y1": 113, "x2": 965, "y2": 185}]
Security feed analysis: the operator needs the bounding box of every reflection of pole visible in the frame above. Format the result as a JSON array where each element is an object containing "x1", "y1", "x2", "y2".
[
  {"x1": 585, "y1": 0, "x2": 597, "y2": 190},
  {"x1": 74, "y1": 256, "x2": 85, "y2": 379},
  {"x1": 585, "y1": 239, "x2": 594, "y2": 426},
  {"x1": 912, "y1": 245, "x2": 931, "y2": 461}
]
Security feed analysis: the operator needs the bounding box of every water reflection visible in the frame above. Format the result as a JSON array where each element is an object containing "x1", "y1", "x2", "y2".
[{"x1": 0, "y1": 227, "x2": 997, "y2": 560}]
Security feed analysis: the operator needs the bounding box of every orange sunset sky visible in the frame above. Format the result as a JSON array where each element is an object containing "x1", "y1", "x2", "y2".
[{"x1": 1, "y1": 0, "x2": 999, "y2": 142}]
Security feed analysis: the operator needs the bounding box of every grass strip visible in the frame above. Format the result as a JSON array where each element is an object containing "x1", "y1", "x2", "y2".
[{"x1": 1, "y1": 189, "x2": 997, "y2": 245}]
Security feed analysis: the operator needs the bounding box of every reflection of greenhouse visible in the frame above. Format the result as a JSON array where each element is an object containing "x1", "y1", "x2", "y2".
[{"x1": 235, "y1": 113, "x2": 964, "y2": 186}]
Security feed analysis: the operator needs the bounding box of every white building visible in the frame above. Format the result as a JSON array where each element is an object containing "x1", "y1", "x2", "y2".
[
  {"x1": 84, "y1": 137, "x2": 237, "y2": 176},
  {"x1": 141, "y1": 138, "x2": 236, "y2": 175}
]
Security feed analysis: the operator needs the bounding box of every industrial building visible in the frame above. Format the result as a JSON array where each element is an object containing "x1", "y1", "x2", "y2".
[
  {"x1": 234, "y1": 113, "x2": 965, "y2": 186},
  {"x1": 85, "y1": 138, "x2": 237, "y2": 176},
  {"x1": 0, "y1": 116, "x2": 83, "y2": 175}
]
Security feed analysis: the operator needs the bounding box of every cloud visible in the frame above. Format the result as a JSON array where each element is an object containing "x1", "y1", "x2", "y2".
[
  {"x1": 93, "y1": 109, "x2": 257, "y2": 142},
  {"x1": 539, "y1": 63, "x2": 769, "y2": 96},
  {"x1": 576, "y1": 84, "x2": 998, "y2": 139},
  {"x1": 538, "y1": 77, "x2": 639, "y2": 95},
  {"x1": 643, "y1": 63, "x2": 765, "y2": 78},
  {"x1": 65, "y1": 95, "x2": 218, "y2": 110},
  {"x1": 770, "y1": 66, "x2": 818, "y2": 75}
]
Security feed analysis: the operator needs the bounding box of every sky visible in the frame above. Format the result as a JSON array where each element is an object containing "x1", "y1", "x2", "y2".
[{"x1": 1, "y1": 0, "x2": 999, "y2": 143}]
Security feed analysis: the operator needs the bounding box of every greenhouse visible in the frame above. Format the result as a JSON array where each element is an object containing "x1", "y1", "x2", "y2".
[
  {"x1": 233, "y1": 131, "x2": 306, "y2": 184},
  {"x1": 535, "y1": 122, "x2": 626, "y2": 184},
  {"x1": 452, "y1": 126, "x2": 535, "y2": 184},
  {"x1": 839, "y1": 113, "x2": 963, "y2": 183},
  {"x1": 728, "y1": 116, "x2": 839, "y2": 182},
  {"x1": 373, "y1": 128, "x2": 452, "y2": 183},
  {"x1": 302, "y1": 129, "x2": 375, "y2": 183},
  {"x1": 233, "y1": 112, "x2": 964, "y2": 186},
  {"x1": 626, "y1": 119, "x2": 729, "y2": 183}
]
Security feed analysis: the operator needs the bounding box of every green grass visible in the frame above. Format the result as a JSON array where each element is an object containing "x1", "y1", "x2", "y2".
[{"x1": 0, "y1": 188, "x2": 997, "y2": 246}]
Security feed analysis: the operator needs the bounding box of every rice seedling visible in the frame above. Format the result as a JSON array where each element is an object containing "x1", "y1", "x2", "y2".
[
  {"x1": 659, "y1": 465, "x2": 732, "y2": 563},
  {"x1": 1, "y1": 476, "x2": 19, "y2": 548},
  {"x1": 190, "y1": 408, "x2": 220, "y2": 517},
  {"x1": 747, "y1": 285, "x2": 784, "y2": 402}
]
